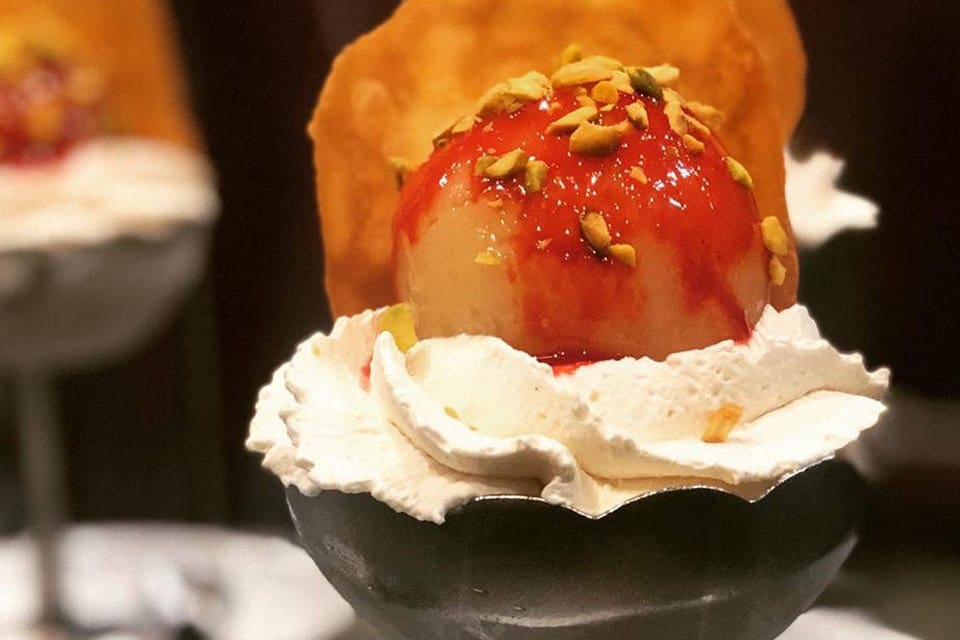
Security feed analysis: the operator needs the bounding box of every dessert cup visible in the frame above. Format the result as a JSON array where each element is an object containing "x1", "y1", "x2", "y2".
[
  {"x1": 288, "y1": 459, "x2": 863, "y2": 640},
  {"x1": 0, "y1": 2, "x2": 216, "y2": 633},
  {"x1": 0, "y1": 222, "x2": 210, "y2": 372}
]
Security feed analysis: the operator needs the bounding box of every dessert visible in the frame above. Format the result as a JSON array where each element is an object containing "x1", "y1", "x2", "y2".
[
  {"x1": 0, "y1": 0, "x2": 215, "y2": 252},
  {"x1": 0, "y1": 0, "x2": 217, "y2": 368},
  {"x1": 250, "y1": 1, "x2": 890, "y2": 637},
  {"x1": 250, "y1": 0, "x2": 888, "y2": 522}
]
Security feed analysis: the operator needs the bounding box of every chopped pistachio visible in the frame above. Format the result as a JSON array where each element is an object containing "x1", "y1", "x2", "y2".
[
  {"x1": 477, "y1": 72, "x2": 551, "y2": 117},
  {"x1": 451, "y1": 114, "x2": 478, "y2": 134},
  {"x1": 724, "y1": 156, "x2": 754, "y2": 188},
  {"x1": 682, "y1": 133, "x2": 705, "y2": 155},
  {"x1": 546, "y1": 105, "x2": 599, "y2": 134},
  {"x1": 474, "y1": 248, "x2": 504, "y2": 266},
  {"x1": 663, "y1": 91, "x2": 688, "y2": 137},
  {"x1": 684, "y1": 114, "x2": 712, "y2": 139},
  {"x1": 609, "y1": 243, "x2": 637, "y2": 267},
  {"x1": 702, "y1": 403, "x2": 744, "y2": 443},
  {"x1": 760, "y1": 217, "x2": 790, "y2": 256},
  {"x1": 686, "y1": 101, "x2": 724, "y2": 130},
  {"x1": 629, "y1": 166, "x2": 649, "y2": 184},
  {"x1": 377, "y1": 303, "x2": 418, "y2": 353},
  {"x1": 560, "y1": 43, "x2": 583, "y2": 66},
  {"x1": 476, "y1": 82, "x2": 520, "y2": 116},
  {"x1": 591, "y1": 80, "x2": 619, "y2": 105},
  {"x1": 575, "y1": 94, "x2": 597, "y2": 109},
  {"x1": 609, "y1": 70, "x2": 635, "y2": 95},
  {"x1": 508, "y1": 71, "x2": 552, "y2": 100},
  {"x1": 444, "y1": 406, "x2": 460, "y2": 419},
  {"x1": 480, "y1": 148, "x2": 529, "y2": 178},
  {"x1": 311, "y1": 342, "x2": 323, "y2": 357},
  {"x1": 579, "y1": 212, "x2": 612, "y2": 252},
  {"x1": 569, "y1": 121, "x2": 622, "y2": 156},
  {"x1": 768, "y1": 256, "x2": 787, "y2": 286},
  {"x1": 387, "y1": 156, "x2": 415, "y2": 189},
  {"x1": 642, "y1": 64, "x2": 680, "y2": 86},
  {"x1": 551, "y1": 56, "x2": 622, "y2": 87},
  {"x1": 475, "y1": 155, "x2": 497, "y2": 176},
  {"x1": 625, "y1": 101, "x2": 649, "y2": 129},
  {"x1": 625, "y1": 67, "x2": 662, "y2": 100},
  {"x1": 524, "y1": 159, "x2": 549, "y2": 193}
]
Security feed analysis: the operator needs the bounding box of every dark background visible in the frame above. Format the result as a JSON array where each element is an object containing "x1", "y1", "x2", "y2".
[{"x1": 0, "y1": 0, "x2": 958, "y2": 546}]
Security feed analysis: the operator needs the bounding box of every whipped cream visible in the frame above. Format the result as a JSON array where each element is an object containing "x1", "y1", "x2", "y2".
[
  {"x1": 0, "y1": 137, "x2": 218, "y2": 252},
  {"x1": 784, "y1": 149, "x2": 879, "y2": 247},
  {"x1": 249, "y1": 305, "x2": 888, "y2": 524}
]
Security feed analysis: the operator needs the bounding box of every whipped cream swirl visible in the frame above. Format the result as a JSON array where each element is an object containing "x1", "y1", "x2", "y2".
[
  {"x1": 0, "y1": 137, "x2": 217, "y2": 252},
  {"x1": 249, "y1": 305, "x2": 888, "y2": 524}
]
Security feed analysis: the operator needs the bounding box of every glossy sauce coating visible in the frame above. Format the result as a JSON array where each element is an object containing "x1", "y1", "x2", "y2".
[{"x1": 395, "y1": 87, "x2": 767, "y2": 362}]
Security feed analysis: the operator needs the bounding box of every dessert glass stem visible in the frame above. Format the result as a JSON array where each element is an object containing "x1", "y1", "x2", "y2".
[{"x1": 14, "y1": 369, "x2": 70, "y2": 628}]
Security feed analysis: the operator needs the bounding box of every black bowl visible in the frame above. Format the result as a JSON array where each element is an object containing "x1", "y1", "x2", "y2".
[{"x1": 287, "y1": 459, "x2": 863, "y2": 640}]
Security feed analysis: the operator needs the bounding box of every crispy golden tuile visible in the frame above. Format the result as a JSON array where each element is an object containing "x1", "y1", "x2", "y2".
[
  {"x1": 524, "y1": 159, "x2": 549, "y2": 192},
  {"x1": 579, "y1": 212, "x2": 612, "y2": 252},
  {"x1": 724, "y1": 156, "x2": 754, "y2": 188},
  {"x1": 310, "y1": 0, "x2": 800, "y2": 317},
  {"x1": 732, "y1": 0, "x2": 806, "y2": 138},
  {"x1": 768, "y1": 256, "x2": 787, "y2": 285},
  {"x1": 569, "y1": 120, "x2": 622, "y2": 156},
  {"x1": 682, "y1": 133, "x2": 705, "y2": 155},
  {"x1": 546, "y1": 104, "x2": 598, "y2": 133},
  {"x1": 609, "y1": 243, "x2": 637, "y2": 267},
  {"x1": 377, "y1": 303, "x2": 418, "y2": 352},
  {"x1": 625, "y1": 101, "x2": 649, "y2": 129},
  {"x1": 761, "y1": 216, "x2": 789, "y2": 255},
  {"x1": 702, "y1": 403, "x2": 744, "y2": 443}
]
